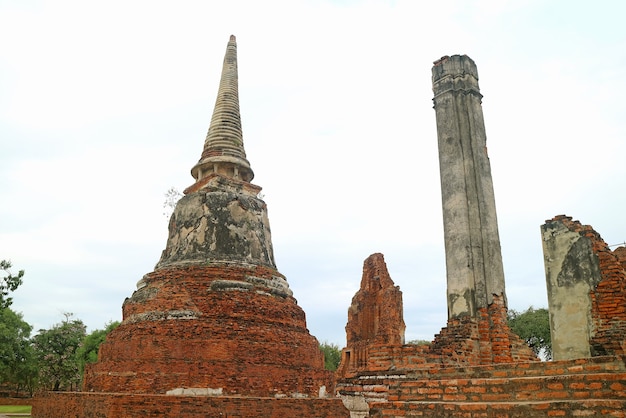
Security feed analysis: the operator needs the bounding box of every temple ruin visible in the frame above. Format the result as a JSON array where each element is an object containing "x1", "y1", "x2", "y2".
[
  {"x1": 31, "y1": 41, "x2": 626, "y2": 417},
  {"x1": 334, "y1": 56, "x2": 626, "y2": 417}
]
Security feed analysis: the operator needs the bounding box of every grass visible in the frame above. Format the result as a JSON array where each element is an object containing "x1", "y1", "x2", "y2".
[{"x1": 0, "y1": 405, "x2": 32, "y2": 413}]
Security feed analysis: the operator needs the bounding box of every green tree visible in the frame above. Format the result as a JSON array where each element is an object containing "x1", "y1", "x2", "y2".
[
  {"x1": 0, "y1": 308, "x2": 37, "y2": 395},
  {"x1": 319, "y1": 341, "x2": 342, "y2": 371},
  {"x1": 32, "y1": 313, "x2": 86, "y2": 391},
  {"x1": 508, "y1": 306, "x2": 552, "y2": 360},
  {"x1": 1, "y1": 260, "x2": 24, "y2": 309},
  {"x1": 76, "y1": 320, "x2": 120, "y2": 379}
]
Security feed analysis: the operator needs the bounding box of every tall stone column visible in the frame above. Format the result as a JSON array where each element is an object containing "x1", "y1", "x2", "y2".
[{"x1": 432, "y1": 55, "x2": 506, "y2": 319}]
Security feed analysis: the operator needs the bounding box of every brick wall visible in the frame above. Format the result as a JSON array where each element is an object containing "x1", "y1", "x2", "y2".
[
  {"x1": 340, "y1": 355, "x2": 626, "y2": 417},
  {"x1": 31, "y1": 392, "x2": 350, "y2": 418}
]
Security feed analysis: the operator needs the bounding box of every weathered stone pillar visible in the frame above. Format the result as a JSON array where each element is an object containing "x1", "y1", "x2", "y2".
[
  {"x1": 541, "y1": 215, "x2": 605, "y2": 360},
  {"x1": 432, "y1": 55, "x2": 506, "y2": 319}
]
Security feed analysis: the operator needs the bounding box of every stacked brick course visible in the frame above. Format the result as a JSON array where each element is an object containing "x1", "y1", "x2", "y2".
[{"x1": 340, "y1": 356, "x2": 626, "y2": 417}]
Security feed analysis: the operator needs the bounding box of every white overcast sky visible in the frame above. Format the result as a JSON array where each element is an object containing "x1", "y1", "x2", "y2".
[{"x1": 1, "y1": 0, "x2": 625, "y2": 346}]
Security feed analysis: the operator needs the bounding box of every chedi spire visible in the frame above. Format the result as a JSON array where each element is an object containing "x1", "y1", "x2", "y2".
[
  {"x1": 157, "y1": 35, "x2": 270, "y2": 270},
  {"x1": 191, "y1": 34, "x2": 253, "y2": 183}
]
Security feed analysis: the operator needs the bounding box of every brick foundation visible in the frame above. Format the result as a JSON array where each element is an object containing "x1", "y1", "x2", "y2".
[{"x1": 31, "y1": 392, "x2": 350, "y2": 418}]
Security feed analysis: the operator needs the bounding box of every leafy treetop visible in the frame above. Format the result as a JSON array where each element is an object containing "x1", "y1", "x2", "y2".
[
  {"x1": 1, "y1": 260, "x2": 24, "y2": 309},
  {"x1": 508, "y1": 306, "x2": 552, "y2": 360}
]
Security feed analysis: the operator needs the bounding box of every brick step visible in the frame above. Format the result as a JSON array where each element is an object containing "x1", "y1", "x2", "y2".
[
  {"x1": 356, "y1": 355, "x2": 626, "y2": 381},
  {"x1": 370, "y1": 398, "x2": 626, "y2": 417},
  {"x1": 392, "y1": 371, "x2": 626, "y2": 403}
]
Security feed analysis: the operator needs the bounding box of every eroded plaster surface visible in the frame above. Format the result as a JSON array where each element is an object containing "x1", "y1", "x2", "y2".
[
  {"x1": 542, "y1": 219, "x2": 600, "y2": 360},
  {"x1": 156, "y1": 188, "x2": 275, "y2": 269}
]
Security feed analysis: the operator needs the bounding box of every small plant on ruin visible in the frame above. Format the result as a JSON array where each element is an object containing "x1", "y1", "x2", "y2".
[{"x1": 163, "y1": 187, "x2": 183, "y2": 218}]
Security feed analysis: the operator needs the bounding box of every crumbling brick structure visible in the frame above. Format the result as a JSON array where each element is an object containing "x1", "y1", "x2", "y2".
[
  {"x1": 82, "y1": 34, "x2": 333, "y2": 398},
  {"x1": 33, "y1": 36, "x2": 347, "y2": 418},
  {"x1": 542, "y1": 215, "x2": 626, "y2": 360}
]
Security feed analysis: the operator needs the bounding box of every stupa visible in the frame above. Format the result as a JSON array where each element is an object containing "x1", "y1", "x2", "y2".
[{"x1": 83, "y1": 35, "x2": 333, "y2": 397}]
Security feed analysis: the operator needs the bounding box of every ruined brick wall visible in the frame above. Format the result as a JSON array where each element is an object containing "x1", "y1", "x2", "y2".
[
  {"x1": 338, "y1": 255, "x2": 535, "y2": 381},
  {"x1": 542, "y1": 215, "x2": 626, "y2": 358},
  {"x1": 31, "y1": 392, "x2": 350, "y2": 418},
  {"x1": 345, "y1": 253, "x2": 405, "y2": 347},
  {"x1": 84, "y1": 264, "x2": 333, "y2": 397},
  {"x1": 339, "y1": 254, "x2": 406, "y2": 377},
  {"x1": 588, "y1": 241, "x2": 626, "y2": 356}
]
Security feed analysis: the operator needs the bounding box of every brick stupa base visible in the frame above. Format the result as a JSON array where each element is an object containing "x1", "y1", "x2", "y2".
[{"x1": 83, "y1": 264, "x2": 334, "y2": 397}]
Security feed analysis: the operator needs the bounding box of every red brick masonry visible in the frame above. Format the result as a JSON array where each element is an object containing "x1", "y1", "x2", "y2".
[
  {"x1": 84, "y1": 264, "x2": 333, "y2": 397},
  {"x1": 342, "y1": 355, "x2": 626, "y2": 417},
  {"x1": 32, "y1": 392, "x2": 350, "y2": 418}
]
